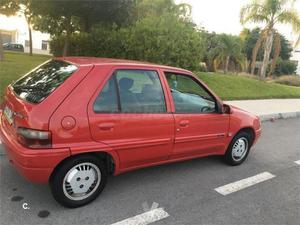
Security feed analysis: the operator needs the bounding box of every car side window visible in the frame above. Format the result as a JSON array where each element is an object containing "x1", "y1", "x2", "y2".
[
  {"x1": 165, "y1": 72, "x2": 217, "y2": 113},
  {"x1": 93, "y1": 69, "x2": 166, "y2": 113},
  {"x1": 115, "y1": 70, "x2": 166, "y2": 113},
  {"x1": 93, "y1": 77, "x2": 119, "y2": 113}
]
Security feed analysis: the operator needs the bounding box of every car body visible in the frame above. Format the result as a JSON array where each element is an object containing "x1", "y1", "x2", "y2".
[
  {"x1": 3, "y1": 43, "x2": 24, "y2": 52},
  {"x1": 0, "y1": 57, "x2": 261, "y2": 207}
]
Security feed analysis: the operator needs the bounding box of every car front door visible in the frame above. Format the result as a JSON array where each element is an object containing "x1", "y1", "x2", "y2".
[
  {"x1": 88, "y1": 68, "x2": 174, "y2": 170},
  {"x1": 163, "y1": 71, "x2": 230, "y2": 159}
]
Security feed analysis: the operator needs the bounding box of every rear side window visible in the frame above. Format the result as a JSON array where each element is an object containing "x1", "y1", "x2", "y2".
[
  {"x1": 93, "y1": 69, "x2": 166, "y2": 113},
  {"x1": 93, "y1": 77, "x2": 119, "y2": 113},
  {"x1": 12, "y1": 60, "x2": 77, "y2": 103}
]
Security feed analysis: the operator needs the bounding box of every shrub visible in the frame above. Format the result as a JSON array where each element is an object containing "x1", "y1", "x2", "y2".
[
  {"x1": 274, "y1": 75, "x2": 300, "y2": 87},
  {"x1": 270, "y1": 58, "x2": 297, "y2": 76},
  {"x1": 50, "y1": 14, "x2": 205, "y2": 71}
]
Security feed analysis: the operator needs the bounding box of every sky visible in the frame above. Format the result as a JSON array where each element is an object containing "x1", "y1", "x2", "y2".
[{"x1": 177, "y1": 0, "x2": 300, "y2": 42}]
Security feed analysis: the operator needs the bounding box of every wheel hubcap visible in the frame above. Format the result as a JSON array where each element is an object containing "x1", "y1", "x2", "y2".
[
  {"x1": 63, "y1": 162, "x2": 101, "y2": 201},
  {"x1": 232, "y1": 137, "x2": 248, "y2": 161}
]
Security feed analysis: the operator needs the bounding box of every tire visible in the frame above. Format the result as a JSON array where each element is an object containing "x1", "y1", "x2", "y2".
[
  {"x1": 50, "y1": 155, "x2": 107, "y2": 208},
  {"x1": 224, "y1": 131, "x2": 252, "y2": 166}
]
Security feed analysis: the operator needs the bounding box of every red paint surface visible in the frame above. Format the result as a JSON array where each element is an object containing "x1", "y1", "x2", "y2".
[{"x1": 0, "y1": 58, "x2": 261, "y2": 183}]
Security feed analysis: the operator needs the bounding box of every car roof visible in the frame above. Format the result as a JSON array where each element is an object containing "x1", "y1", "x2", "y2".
[
  {"x1": 5, "y1": 43, "x2": 22, "y2": 45},
  {"x1": 57, "y1": 57, "x2": 192, "y2": 74}
]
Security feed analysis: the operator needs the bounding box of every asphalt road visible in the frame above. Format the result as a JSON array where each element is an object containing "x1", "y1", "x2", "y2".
[{"x1": 0, "y1": 118, "x2": 299, "y2": 225}]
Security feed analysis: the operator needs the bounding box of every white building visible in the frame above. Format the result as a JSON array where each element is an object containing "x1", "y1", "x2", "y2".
[
  {"x1": 291, "y1": 41, "x2": 300, "y2": 75},
  {"x1": 0, "y1": 15, "x2": 51, "y2": 55}
]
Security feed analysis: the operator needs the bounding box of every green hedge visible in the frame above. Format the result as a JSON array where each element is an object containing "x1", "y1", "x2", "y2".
[{"x1": 50, "y1": 14, "x2": 205, "y2": 71}]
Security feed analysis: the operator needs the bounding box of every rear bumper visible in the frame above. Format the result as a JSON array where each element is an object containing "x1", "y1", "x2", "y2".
[{"x1": 0, "y1": 113, "x2": 70, "y2": 183}]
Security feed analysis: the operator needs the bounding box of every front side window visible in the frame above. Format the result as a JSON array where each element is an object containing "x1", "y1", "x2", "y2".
[
  {"x1": 12, "y1": 60, "x2": 78, "y2": 104},
  {"x1": 165, "y1": 72, "x2": 216, "y2": 113},
  {"x1": 93, "y1": 69, "x2": 166, "y2": 113}
]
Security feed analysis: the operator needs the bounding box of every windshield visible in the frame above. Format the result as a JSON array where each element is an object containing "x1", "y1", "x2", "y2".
[{"x1": 12, "y1": 60, "x2": 78, "y2": 104}]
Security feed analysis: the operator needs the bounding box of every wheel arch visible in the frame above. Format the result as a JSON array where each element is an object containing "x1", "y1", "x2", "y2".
[
  {"x1": 49, "y1": 151, "x2": 118, "y2": 184},
  {"x1": 234, "y1": 127, "x2": 255, "y2": 146}
]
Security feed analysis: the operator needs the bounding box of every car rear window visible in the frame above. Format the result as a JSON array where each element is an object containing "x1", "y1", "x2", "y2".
[{"x1": 12, "y1": 60, "x2": 78, "y2": 104}]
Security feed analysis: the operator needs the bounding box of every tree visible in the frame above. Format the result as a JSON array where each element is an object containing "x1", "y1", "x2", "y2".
[
  {"x1": 134, "y1": 0, "x2": 191, "y2": 21},
  {"x1": 213, "y1": 34, "x2": 245, "y2": 73},
  {"x1": 242, "y1": 28, "x2": 293, "y2": 74},
  {"x1": 32, "y1": 0, "x2": 135, "y2": 56},
  {"x1": 49, "y1": 12, "x2": 205, "y2": 71},
  {"x1": 124, "y1": 12, "x2": 204, "y2": 70},
  {"x1": 0, "y1": 0, "x2": 19, "y2": 60},
  {"x1": 203, "y1": 33, "x2": 245, "y2": 73},
  {"x1": 240, "y1": 0, "x2": 300, "y2": 79},
  {"x1": 0, "y1": 0, "x2": 35, "y2": 56}
]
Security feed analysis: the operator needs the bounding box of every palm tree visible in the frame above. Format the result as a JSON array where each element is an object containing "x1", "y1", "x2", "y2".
[
  {"x1": 295, "y1": 34, "x2": 300, "y2": 47},
  {"x1": 211, "y1": 34, "x2": 245, "y2": 73},
  {"x1": 240, "y1": 0, "x2": 300, "y2": 79}
]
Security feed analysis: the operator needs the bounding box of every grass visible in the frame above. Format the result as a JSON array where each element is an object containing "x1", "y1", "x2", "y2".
[
  {"x1": 197, "y1": 72, "x2": 300, "y2": 100},
  {"x1": 0, "y1": 52, "x2": 50, "y2": 101},
  {"x1": 1, "y1": 52, "x2": 300, "y2": 102}
]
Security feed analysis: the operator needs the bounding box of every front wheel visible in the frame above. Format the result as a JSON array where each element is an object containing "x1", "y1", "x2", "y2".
[
  {"x1": 50, "y1": 155, "x2": 107, "y2": 208},
  {"x1": 224, "y1": 131, "x2": 252, "y2": 166}
]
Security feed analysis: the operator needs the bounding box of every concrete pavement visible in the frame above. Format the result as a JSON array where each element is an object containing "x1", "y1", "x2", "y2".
[{"x1": 226, "y1": 99, "x2": 300, "y2": 121}]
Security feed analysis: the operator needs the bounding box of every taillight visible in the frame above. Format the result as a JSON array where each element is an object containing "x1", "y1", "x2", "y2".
[{"x1": 17, "y1": 127, "x2": 52, "y2": 149}]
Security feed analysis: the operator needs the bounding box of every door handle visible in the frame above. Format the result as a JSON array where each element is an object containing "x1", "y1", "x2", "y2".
[
  {"x1": 179, "y1": 120, "x2": 189, "y2": 127},
  {"x1": 98, "y1": 123, "x2": 114, "y2": 131}
]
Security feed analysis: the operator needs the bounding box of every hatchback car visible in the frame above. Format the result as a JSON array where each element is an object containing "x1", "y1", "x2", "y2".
[
  {"x1": 3, "y1": 43, "x2": 24, "y2": 52},
  {"x1": 0, "y1": 58, "x2": 261, "y2": 208}
]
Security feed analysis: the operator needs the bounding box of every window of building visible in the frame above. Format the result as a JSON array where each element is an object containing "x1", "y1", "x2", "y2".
[{"x1": 42, "y1": 40, "x2": 48, "y2": 50}]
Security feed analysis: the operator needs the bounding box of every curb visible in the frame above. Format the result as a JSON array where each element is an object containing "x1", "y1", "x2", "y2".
[{"x1": 259, "y1": 111, "x2": 300, "y2": 122}]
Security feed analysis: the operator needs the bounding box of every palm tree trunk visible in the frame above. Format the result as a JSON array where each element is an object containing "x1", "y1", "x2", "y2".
[
  {"x1": 250, "y1": 32, "x2": 263, "y2": 74},
  {"x1": 260, "y1": 30, "x2": 274, "y2": 79},
  {"x1": 0, "y1": 31, "x2": 4, "y2": 61},
  {"x1": 224, "y1": 56, "x2": 230, "y2": 73},
  {"x1": 269, "y1": 34, "x2": 281, "y2": 78}
]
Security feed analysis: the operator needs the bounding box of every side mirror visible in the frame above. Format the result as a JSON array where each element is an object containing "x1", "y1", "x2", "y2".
[{"x1": 222, "y1": 104, "x2": 231, "y2": 114}]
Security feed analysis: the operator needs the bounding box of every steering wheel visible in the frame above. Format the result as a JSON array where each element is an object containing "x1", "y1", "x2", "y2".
[{"x1": 201, "y1": 106, "x2": 211, "y2": 112}]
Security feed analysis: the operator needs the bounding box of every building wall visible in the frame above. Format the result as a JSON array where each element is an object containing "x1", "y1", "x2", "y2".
[
  {"x1": 0, "y1": 15, "x2": 51, "y2": 55},
  {"x1": 291, "y1": 43, "x2": 300, "y2": 75}
]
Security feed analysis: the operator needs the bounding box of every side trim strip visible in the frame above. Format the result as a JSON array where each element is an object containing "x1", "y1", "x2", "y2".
[
  {"x1": 109, "y1": 138, "x2": 172, "y2": 150},
  {"x1": 175, "y1": 133, "x2": 226, "y2": 143}
]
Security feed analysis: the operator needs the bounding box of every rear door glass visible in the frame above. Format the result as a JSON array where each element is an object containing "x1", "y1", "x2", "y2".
[{"x1": 12, "y1": 60, "x2": 77, "y2": 103}]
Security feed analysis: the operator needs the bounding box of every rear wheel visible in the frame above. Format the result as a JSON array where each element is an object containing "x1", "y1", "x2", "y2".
[
  {"x1": 224, "y1": 131, "x2": 252, "y2": 166},
  {"x1": 50, "y1": 155, "x2": 107, "y2": 208}
]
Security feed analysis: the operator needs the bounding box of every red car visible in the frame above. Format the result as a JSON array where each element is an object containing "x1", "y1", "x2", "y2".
[{"x1": 0, "y1": 58, "x2": 261, "y2": 207}]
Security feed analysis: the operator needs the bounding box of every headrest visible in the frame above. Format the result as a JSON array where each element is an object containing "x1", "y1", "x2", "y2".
[{"x1": 119, "y1": 78, "x2": 134, "y2": 91}]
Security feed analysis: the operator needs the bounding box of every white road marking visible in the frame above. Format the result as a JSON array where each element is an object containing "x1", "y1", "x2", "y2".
[
  {"x1": 215, "y1": 172, "x2": 276, "y2": 196},
  {"x1": 111, "y1": 208, "x2": 169, "y2": 225},
  {"x1": 294, "y1": 160, "x2": 300, "y2": 165}
]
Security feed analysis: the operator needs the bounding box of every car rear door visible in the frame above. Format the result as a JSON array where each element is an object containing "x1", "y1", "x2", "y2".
[
  {"x1": 88, "y1": 67, "x2": 174, "y2": 170},
  {"x1": 162, "y1": 71, "x2": 230, "y2": 159}
]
